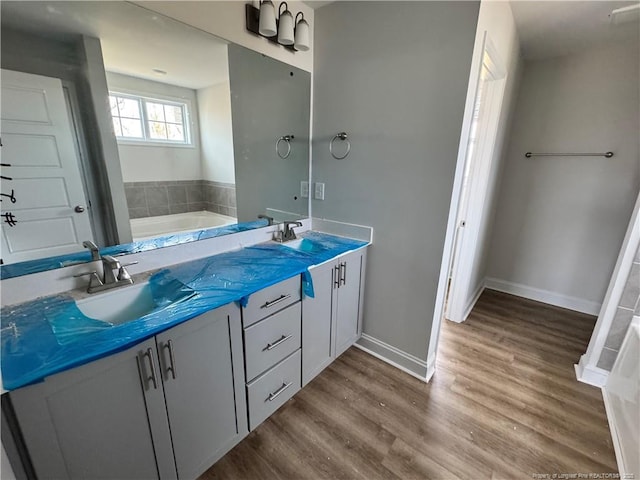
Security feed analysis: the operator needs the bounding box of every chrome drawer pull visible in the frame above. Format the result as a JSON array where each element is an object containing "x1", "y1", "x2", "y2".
[
  {"x1": 266, "y1": 381, "x2": 293, "y2": 402},
  {"x1": 340, "y1": 262, "x2": 347, "y2": 286},
  {"x1": 333, "y1": 265, "x2": 341, "y2": 289},
  {"x1": 261, "y1": 293, "x2": 291, "y2": 309},
  {"x1": 263, "y1": 334, "x2": 293, "y2": 351},
  {"x1": 137, "y1": 348, "x2": 158, "y2": 390},
  {"x1": 165, "y1": 340, "x2": 177, "y2": 380}
]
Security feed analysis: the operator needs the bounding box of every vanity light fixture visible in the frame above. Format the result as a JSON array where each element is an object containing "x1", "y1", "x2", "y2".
[
  {"x1": 294, "y1": 12, "x2": 310, "y2": 52},
  {"x1": 246, "y1": 1, "x2": 310, "y2": 52},
  {"x1": 258, "y1": 0, "x2": 276, "y2": 36},
  {"x1": 277, "y1": 3, "x2": 294, "y2": 45}
]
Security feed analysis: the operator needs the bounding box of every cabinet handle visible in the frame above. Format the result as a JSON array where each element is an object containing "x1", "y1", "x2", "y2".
[
  {"x1": 261, "y1": 293, "x2": 291, "y2": 309},
  {"x1": 340, "y1": 262, "x2": 347, "y2": 286},
  {"x1": 165, "y1": 340, "x2": 177, "y2": 380},
  {"x1": 266, "y1": 381, "x2": 293, "y2": 402},
  {"x1": 333, "y1": 265, "x2": 341, "y2": 289},
  {"x1": 263, "y1": 334, "x2": 293, "y2": 351},
  {"x1": 138, "y1": 348, "x2": 158, "y2": 390}
]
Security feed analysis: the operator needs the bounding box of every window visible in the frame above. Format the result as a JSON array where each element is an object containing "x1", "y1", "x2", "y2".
[{"x1": 109, "y1": 93, "x2": 191, "y2": 145}]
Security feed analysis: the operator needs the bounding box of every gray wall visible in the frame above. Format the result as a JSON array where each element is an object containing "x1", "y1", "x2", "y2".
[
  {"x1": 598, "y1": 244, "x2": 640, "y2": 370},
  {"x1": 486, "y1": 42, "x2": 640, "y2": 308},
  {"x1": 197, "y1": 78, "x2": 236, "y2": 184},
  {"x1": 228, "y1": 44, "x2": 310, "y2": 223},
  {"x1": 312, "y1": 1, "x2": 480, "y2": 364}
]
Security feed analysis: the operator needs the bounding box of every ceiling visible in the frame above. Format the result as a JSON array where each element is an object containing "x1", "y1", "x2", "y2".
[
  {"x1": 0, "y1": 1, "x2": 230, "y2": 90},
  {"x1": 301, "y1": 1, "x2": 335, "y2": 9},
  {"x1": 510, "y1": 1, "x2": 640, "y2": 59}
]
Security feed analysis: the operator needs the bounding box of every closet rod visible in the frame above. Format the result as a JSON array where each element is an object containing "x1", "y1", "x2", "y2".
[{"x1": 525, "y1": 151, "x2": 614, "y2": 158}]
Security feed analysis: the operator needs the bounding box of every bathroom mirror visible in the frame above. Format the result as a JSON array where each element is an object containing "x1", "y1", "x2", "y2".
[{"x1": 0, "y1": 1, "x2": 310, "y2": 276}]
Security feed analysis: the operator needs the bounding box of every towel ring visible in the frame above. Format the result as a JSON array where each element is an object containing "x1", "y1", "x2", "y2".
[
  {"x1": 276, "y1": 135, "x2": 294, "y2": 159},
  {"x1": 330, "y1": 132, "x2": 350, "y2": 160}
]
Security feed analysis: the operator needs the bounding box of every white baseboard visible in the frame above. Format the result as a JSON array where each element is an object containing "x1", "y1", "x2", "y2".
[
  {"x1": 355, "y1": 334, "x2": 429, "y2": 383},
  {"x1": 484, "y1": 277, "x2": 601, "y2": 315},
  {"x1": 574, "y1": 355, "x2": 609, "y2": 387}
]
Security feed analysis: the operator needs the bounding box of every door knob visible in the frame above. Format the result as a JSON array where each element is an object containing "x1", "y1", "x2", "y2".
[{"x1": 74, "y1": 205, "x2": 86, "y2": 213}]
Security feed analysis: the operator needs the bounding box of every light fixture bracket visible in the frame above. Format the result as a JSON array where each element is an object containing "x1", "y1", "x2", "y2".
[{"x1": 245, "y1": 4, "x2": 296, "y2": 52}]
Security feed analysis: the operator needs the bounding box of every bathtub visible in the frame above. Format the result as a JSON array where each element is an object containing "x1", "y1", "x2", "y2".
[{"x1": 130, "y1": 211, "x2": 237, "y2": 241}]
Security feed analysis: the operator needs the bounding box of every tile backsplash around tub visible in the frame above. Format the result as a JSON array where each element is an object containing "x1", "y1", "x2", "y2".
[
  {"x1": 597, "y1": 244, "x2": 640, "y2": 371},
  {"x1": 124, "y1": 180, "x2": 237, "y2": 219}
]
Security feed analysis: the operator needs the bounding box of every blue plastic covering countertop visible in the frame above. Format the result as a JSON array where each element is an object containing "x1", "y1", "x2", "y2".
[
  {"x1": 0, "y1": 232, "x2": 368, "y2": 391},
  {"x1": 0, "y1": 220, "x2": 269, "y2": 280}
]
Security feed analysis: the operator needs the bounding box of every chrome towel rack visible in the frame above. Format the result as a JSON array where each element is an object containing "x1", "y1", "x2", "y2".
[
  {"x1": 330, "y1": 132, "x2": 350, "y2": 159},
  {"x1": 525, "y1": 151, "x2": 614, "y2": 158}
]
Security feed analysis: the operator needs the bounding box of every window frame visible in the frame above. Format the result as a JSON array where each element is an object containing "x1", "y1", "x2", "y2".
[{"x1": 109, "y1": 90, "x2": 194, "y2": 148}]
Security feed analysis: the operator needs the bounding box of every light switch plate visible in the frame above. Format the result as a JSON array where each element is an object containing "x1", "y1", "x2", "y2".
[
  {"x1": 300, "y1": 181, "x2": 309, "y2": 198},
  {"x1": 314, "y1": 182, "x2": 325, "y2": 200}
]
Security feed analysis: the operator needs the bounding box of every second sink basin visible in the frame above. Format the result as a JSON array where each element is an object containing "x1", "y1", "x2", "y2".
[{"x1": 280, "y1": 238, "x2": 324, "y2": 254}]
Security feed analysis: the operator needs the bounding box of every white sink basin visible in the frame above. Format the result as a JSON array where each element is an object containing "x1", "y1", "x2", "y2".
[
  {"x1": 76, "y1": 283, "x2": 160, "y2": 325},
  {"x1": 279, "y1": 238, "x2": 324, "y2": 254},
  {"x1": 75, "y1": 280, "x2": 195, "y2": 325}
]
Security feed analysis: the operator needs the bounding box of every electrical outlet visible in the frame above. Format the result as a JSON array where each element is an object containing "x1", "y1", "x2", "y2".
[
  {"x1": 300, "y1": 181, "x2": 309, "y2": 198},
  {"x1": 314, "y1": 182, "x2": 325, "y2": 200}
]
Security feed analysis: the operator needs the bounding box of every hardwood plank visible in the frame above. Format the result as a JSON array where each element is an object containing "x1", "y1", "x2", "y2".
[{"x1": 199, "y1": 290, "x2": 617, "y2": 479}]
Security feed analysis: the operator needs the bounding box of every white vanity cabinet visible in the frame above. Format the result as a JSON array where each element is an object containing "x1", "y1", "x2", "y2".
[
  {"x1": 8, "y1": 303, "x2": 247, "y2": 480},
  {"x1": 302, "y1": 248, "x2": 367, "y2": 386}
]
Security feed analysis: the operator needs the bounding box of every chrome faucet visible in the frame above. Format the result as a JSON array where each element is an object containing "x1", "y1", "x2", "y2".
[
  {"x1": 282, "y1": 221, "x2": 303, "y2": 242},
  {"x1": 75, "y1": 242, "x2": 137, "y2": 293},
  {"x1": 82, "y1": 240, "x2": 100, "y2": 261}
]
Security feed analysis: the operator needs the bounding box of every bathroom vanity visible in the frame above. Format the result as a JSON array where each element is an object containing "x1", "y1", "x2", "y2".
[{"x1": 2, "y1": 233, "x2": 368, "y2": 480}]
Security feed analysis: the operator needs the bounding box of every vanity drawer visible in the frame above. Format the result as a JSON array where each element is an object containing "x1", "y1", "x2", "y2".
[
  {"x1": 243, "y1": 276, "x2": 301, "y2": 327},
  {"x1": 247, "y1": 349, "x2": 301, "y2": 430},
  {"x1": 244, "y1": 302, "x2": 301, "y2": 381}
]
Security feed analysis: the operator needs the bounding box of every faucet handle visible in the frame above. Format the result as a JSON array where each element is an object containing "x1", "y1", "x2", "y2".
[{"x1": 74, "y1": 271, "x2": 104, "y2": 290}]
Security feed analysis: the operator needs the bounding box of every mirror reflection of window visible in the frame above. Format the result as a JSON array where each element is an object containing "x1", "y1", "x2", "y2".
[{"x1": 110, "y1": 93, "x2": 190, "y2": 144}]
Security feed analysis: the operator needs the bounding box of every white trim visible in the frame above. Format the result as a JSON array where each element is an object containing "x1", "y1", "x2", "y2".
[
  {"x1": 484, "y1": 277, "x2": 601, "y2": 315},
  {"x1": 355, "y1": 334, "x2": 429, "y2": 382},
  {"x1": 425, "y1": 352, "x2": 436, "y2": 382},
  {"x1": 602, "y1": 389, "x2": 628, "y2": 477},
  {"x1": 574, "y1": 356, "x2": 609, "y2": 387}
]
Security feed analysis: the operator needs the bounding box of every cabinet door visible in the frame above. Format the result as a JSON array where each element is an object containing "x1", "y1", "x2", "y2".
[
  {"x1": 156, "y1": 304, "x2": 248, "y2": 480},
  {"x1": 302, "y1": 262, "x2": 334, "y2": 386},
  {"x1": 9, "y1": 338, "x2": 176, "y2": 480},
  {"x1": 335, "y1": 250, "x2": 364, "y2": 357}
]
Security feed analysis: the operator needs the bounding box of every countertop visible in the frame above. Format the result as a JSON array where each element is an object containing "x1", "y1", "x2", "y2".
[{"x1": 1, "y1": 232, "x2": 368, "y2": 391}]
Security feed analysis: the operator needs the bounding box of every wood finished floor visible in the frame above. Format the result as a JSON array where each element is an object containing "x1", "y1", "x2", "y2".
[{"x1": 199, "y1": 290, "x2": 617, "y2": 480}]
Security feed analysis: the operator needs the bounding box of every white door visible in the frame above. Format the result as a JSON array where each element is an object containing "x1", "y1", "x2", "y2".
[
  {"x1": 445, "y1": 45, "x2": 507, "y2": 322},
  {"x1": 1, "y1": 69, "x2": 94, "y2": 264}
]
